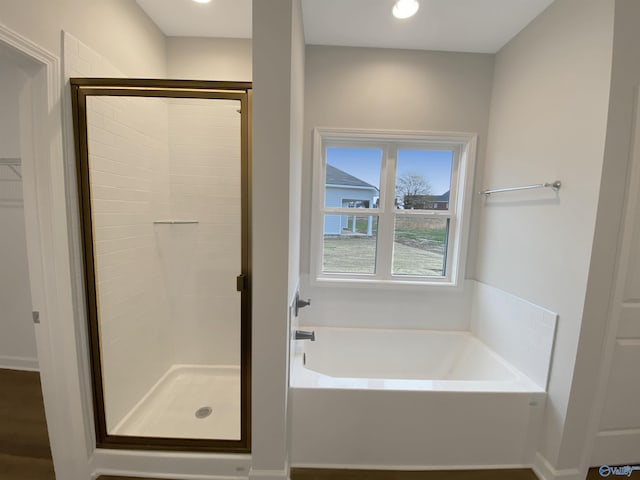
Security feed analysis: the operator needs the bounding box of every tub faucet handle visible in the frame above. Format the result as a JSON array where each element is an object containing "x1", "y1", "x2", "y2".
[
  {"x1": 294, "y1": 291, "x2": 311, "y2": 316},
  {"x1": 295, "y1": 330, "x2": 315, "y2": 341},
  {"x1": 297, "y1": 297, "x2": 311, "y2": 308}
]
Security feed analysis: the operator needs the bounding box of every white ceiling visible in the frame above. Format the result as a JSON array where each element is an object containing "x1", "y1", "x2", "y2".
[
  {"x1": 136, "y1": 0, "x2": 555, "y2": 54},
  {"x1": 136, "y1": 0, "x2": 252, "y2": 39},
  {"x1": 303, "y1": 0, "x2": 554, "y2": 53}
]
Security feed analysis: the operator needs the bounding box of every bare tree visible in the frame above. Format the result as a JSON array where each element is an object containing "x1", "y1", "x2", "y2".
[
  {"x1": 396, "y1": 173, "x2": 432, "y2": 208},
  {"x1": 397, "y1": 173, "x2": 432, "y2": 196}
]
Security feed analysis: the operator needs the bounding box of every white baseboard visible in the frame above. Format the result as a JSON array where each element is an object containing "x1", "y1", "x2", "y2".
[
  {"x1": 533, "y1": 452, "x2": 584, "y2": 480},
  {"x1": 0, "y1": 355, "x2": 39, "y2": 371},
  {"x1": 248, "y1": 468, "x2": 290, "y2": 480},
  {"x1": 291, "y1": 463, "x2": 581, "y2": 480},
  {"x1": 93, "y1": 470, "x2": 242, "y2": 480},
  {"x1": 291, "y1": 462, "x2": 532, "y2": 471},
  {"x1": 90, "y1": 449, "x2": 252, "y2": 480}
]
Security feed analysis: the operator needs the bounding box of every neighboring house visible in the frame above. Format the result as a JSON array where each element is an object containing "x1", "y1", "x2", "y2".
[
  {"x1": 403, "y1": 190, "x2": 450, "y2": 210},
  {"x1": 324, "y1": 164, "x2": 378, "y2": 235}
]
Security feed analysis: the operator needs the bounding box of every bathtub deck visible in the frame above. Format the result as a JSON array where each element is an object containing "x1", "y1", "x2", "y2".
[
  {"x1": 111, "y1": 365, "x2": 241, "y2": 440},
  {"x1": 290, "y1": 327, "x2": 547, "y2": 468}
]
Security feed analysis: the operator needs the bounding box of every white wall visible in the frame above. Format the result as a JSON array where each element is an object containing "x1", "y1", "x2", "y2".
[
  {"x1": 289, "y1": 0, "x2": 304, "y2": 303},
  {"x1": 0, "y1": 58, "x2": 37, "y2": 370},
  {"x1": 300, "y1": 46, "x2": 494, "y2": 330},
  {"x1": 474, "y1": 0, "x2": 615, "y2": 472},
  {"x1": 0, "y1": 55, "x2": 22, "y2": 158},
  {"x1": 251, "y1": 0, "x2": 304, "y2": 478},
  {"x1": 0, "y1": 0, "x2": 166, "y2": 77},
  {"x1": 167, "y1": 37, "x2": 251, "y2": 81},
  {"x1": 287, "y1": 0, "x2": 305, "y2": 470}
]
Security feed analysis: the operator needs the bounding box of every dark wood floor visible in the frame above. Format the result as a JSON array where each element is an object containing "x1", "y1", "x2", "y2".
[
  {"x1": 291, "y1": 468, "x2": 539, "y2": 479},
  {"x1": 291, "y1": 469, "x2": 633, "y2": 480},
  {"x1": 98, "y1": 471, "x2": 539, "y2": 480},
  {"x1": 1, "y1": 369, "x2": 627, "y2": 480},
  {"x1": 0, "y1": 368, "x2": 55, "y2": 480},
  {"x1": 99, "y1": 471, "x2": 539, "y2": 480}
]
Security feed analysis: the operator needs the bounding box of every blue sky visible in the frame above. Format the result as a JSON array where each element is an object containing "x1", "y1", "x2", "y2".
[{"x1": 326, "y1": 147, "x2": 453, "y2": 195}]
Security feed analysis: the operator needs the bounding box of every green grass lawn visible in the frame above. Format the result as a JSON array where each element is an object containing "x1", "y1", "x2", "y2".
[
  {"x1": 323, "y1": 236, "x2": 378, "y2": 274},
  {"x1": 393, "y1": 226, "x2": 447, "y2": 255},
  {"x1": 323, "y1": 231, "x2": 446, "y2": 276},
  {"x1": 394, "y1": 225, "x2": 447, "y2": 244}
]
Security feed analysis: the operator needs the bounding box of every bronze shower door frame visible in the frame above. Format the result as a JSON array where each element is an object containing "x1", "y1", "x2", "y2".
[{"x1": 70, "y1": 78, "x2": 252, "y2": 453}]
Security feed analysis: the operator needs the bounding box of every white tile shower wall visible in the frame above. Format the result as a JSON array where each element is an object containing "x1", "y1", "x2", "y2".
[
  {"x1": 87, "y1": 95, "x2": 174, "y2": 430},
  {"x1": 67, "y1": 34, "x2": 174, "y2": 430},
  {"x1": 470, "y1": 280, "x2": 557, "y2": 389},
  {"x1": 167, "y1": 99, "x2": 242, "y2": 366}
]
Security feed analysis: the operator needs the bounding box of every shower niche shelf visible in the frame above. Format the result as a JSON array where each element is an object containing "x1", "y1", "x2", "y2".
[{"x1": 153, "y1": 220, "x2": 199, "y2": 225}]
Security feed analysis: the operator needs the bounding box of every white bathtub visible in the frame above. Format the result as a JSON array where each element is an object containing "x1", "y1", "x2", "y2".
[{"x1": 290, "y1": 327, "x2": 547, "y2": 469}]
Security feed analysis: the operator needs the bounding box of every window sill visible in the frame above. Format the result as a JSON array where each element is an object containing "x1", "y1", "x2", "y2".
[{"x1": 312, "y1": 275, "x2": 463, "y2": 292}]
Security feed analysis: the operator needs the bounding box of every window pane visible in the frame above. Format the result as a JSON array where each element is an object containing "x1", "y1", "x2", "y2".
[
  {"x1": 325, "y1": 147, "x2": 381, "y2": 208},
  {"x1": 395, "y1": 149, "x2": 453, "y2": 210},
  {"x1": 392, "y1": 217, "x2": 449, "y2": 276},
  {"x1": 323, "y1": 215, "x2": 378, "y2": 274}
]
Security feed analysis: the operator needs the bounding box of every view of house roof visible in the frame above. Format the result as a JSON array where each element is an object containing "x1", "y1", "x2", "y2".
[
  {"x1": 403, "y1": 190, "x2": 450, "y2": 201},
  {"x1": 326, "y1": 164, "x2": 378, "y2": 190},
  {"x1": 432, "y1": 190, "x2": 450, "y2": 202}
]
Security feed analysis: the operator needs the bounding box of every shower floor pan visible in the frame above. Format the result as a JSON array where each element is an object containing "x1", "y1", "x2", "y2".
[{"x1": 111, "y1": 365, "x2": 241, "y2": 440}]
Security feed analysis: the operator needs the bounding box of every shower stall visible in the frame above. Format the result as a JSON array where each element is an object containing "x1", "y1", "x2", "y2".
[{"x1": 70, "y1": 79, "x2": 251, "y2": 452}]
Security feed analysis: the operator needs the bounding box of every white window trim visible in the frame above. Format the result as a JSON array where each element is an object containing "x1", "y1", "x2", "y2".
[{"x1": 310, "y1": 127, "x2": 477, "y2": 289}]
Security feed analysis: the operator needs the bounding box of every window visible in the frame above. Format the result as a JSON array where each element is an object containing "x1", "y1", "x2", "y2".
[{"x1": 311, "y1": 128, "x2": 477, "y2": 287}]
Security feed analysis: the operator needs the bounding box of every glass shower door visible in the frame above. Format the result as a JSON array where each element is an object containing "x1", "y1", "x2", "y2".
[{"x1": 71, "y1": 80, "x2": 251, "y2": 452}]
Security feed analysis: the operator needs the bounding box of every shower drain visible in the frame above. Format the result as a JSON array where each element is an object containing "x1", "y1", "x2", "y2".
[{"x1": 195, "y1": 406, "x2": 213, "y2": 419}]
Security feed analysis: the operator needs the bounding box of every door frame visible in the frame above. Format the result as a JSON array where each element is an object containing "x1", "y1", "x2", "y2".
[
  {"x1": 580, "y1": 87, "x2": 640, "y2": 469},
  {"x1": 0, "y1": 23, "x2": 90, "y2": 479}
]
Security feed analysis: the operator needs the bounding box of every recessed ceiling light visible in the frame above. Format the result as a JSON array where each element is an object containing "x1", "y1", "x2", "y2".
[
  {"x1": 192, "y1": 0, "x2": 211, "y2": 4},
  {"x1": 392, "y1": 0, "x2": 420, "y2": 19}
]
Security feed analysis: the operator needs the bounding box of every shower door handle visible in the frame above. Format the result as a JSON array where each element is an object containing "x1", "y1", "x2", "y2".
[{"x1": 236, "y1": 274, "x2": 247, "y2": 292}]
